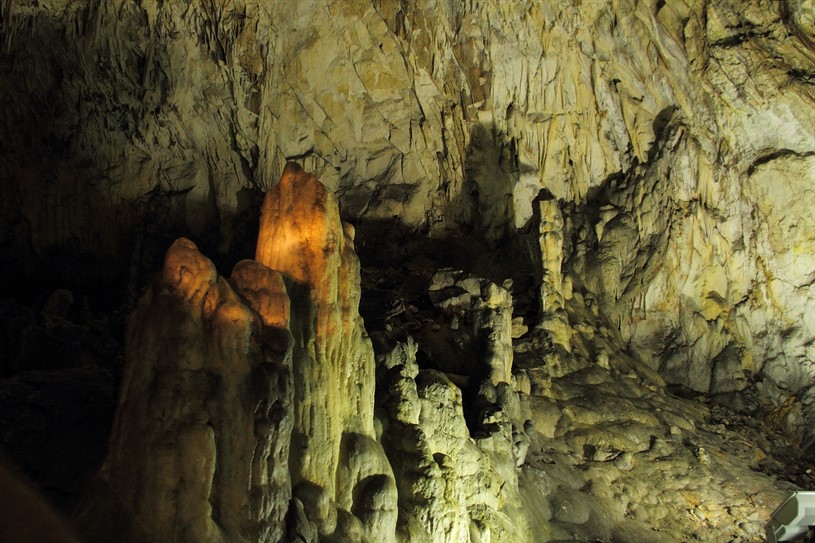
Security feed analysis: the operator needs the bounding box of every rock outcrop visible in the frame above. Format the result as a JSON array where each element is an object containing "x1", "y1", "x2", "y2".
[
  {"x1": 255, "y1": 162, "x2": 395, "y2": 542},
  {"x1": 2, "y1": 0, "x2": 815, "y2": 542},
  {"x1": 377, "y1": 343, "x2": 516, "y2": 542},
  {"x1": 78, "y1": 164, "x2": 397, "y2": 543},
  {"x1": 77, "y1": 238, "x2": 294, "y2": 542}
]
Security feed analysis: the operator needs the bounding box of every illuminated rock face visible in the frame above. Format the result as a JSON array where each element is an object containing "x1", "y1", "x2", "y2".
[
  {"x1": 5, "y1": 0, "x2": 814, "y2": 435},
  {"x1": 39, "y1": 164, "x2": 811, "y2": 543},
  {"x1": 2, "y1": 1, "x2": 815, "y2": 542},
  {"x1": 81, "y1": 166, "x2": 396, "y2": 543},
  {"x1": 255, "y1": 162, "x2": 396, "y2": 542}
]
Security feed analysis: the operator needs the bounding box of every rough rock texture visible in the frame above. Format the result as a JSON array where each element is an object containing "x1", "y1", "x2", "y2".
[
  {"x1": 2, "y1": 0, "x2": 815, "y2": 541},
  {"x1": 76, "y1": 165, "x2": 398, "y2": 543},
  {"x1": 377, "y1": 354, "x2": 516, "y2": 542},
  {"x1": 5, "y1": 0, "x2": 814, "y2": 433},
  {"x1": 425, "y1": 269, "x2": 515, "y2": 385},
  {"x1": 77, "y1": 238, "x2": 295, "y2": 542},
  {"x1": 255, "y1": 162, "x2": 395, "y2": 542},
  {"x1": 364, "y1": 256, "x2": 813, "y2": 542}
]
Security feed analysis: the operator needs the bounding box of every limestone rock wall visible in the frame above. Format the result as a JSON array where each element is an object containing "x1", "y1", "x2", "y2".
[
  {"x1": 0, "y1": 0, "x2": 455, "y2": 275},
  {"x1": 3, "y1": 0, "x2": 815, "y2": 540},
  {"x1": 561, "y1": 0, "x2": 815, "y2": 440},
  {"x1": 4, "y1": 2, "x2": 815, "y2": 422},
  {"x1": 0, "y1": 0, "x2": 713, "y2": 257}
]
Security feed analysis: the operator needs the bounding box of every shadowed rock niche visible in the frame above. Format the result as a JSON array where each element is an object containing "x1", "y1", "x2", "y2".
[{"x1": 78, "y1": 163, "x2": 395, "y2": 543}]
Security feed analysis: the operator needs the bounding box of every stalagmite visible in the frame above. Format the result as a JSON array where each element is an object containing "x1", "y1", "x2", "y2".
[
  {"x1": 535, "y1": 191, "x2": 572, "y2": 351},
  {"x1": 77, "y1": 238, "x2": 294, "y2": 542},
  {"x1": 255, "y1": 162, "x2": 396, "y2": 542}
]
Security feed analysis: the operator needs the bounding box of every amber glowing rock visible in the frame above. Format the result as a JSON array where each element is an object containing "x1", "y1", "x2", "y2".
[
  {"x1": 231, "y1": 259, "x2": 290, "y2": 330},
  {"x1": 78, "y1": 238, "x2": 293, "y2": 543},
  {"x1": 256, "y1": 163, "x2": 341, "y2": 289},
  {"x1": 80, "y1": 164, "x2": 397, "y2": 543},
  {"x1": 256, "y1": 162, "x2": 395, "y2": 542}
]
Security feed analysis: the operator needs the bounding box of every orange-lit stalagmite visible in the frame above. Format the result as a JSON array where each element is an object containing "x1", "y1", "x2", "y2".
[
  {"x1": 79, "y1": 165, "x2": 397, "y2": 543},
  {"x1": 256, "y1": 162, "x2": 395, "y2": 542},
  {"x1": 77, "y1": 239, "x2": 294, "y2": 542},
  {"x1": 3, "y1": 1, "x2": 815, "y2": 541}
]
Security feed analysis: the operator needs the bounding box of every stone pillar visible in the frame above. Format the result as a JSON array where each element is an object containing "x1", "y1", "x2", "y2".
[
  {"x1": 535, "y1": 190, "x2": 572, "y2": 350},
  {"x1": 255, "y1": 162, "x2": 396, "y2": 542},
  {"x1": 78, "y1": 239, "x2": 294, "y2": 543},
  {"x1": 537, "y1": 191, "x2": 565, "y2": 315}
]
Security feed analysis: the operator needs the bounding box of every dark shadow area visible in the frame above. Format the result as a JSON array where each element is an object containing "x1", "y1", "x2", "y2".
[
  {"x1": 353, "y1": 216, "x2": 540, "y2": 441},
  {"x1": 0, "y1": 178, "x2": 261, "y2": 524},
  {"x1": 353, "y1": 114, "x2": 545, "y2": 442},
  {"x1": 354, "y1": 218, "x2": 539, "y2": 332}
]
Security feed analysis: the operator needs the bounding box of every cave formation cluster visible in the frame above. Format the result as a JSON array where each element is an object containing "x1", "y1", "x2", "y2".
[{"x1": 2, "y1": 0, "x2": 815, "y2": 542}]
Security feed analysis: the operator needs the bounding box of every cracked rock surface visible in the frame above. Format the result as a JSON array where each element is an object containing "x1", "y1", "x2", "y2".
[{"x1": 2, "y1": 0, "x2": 815, "y2": 541}]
